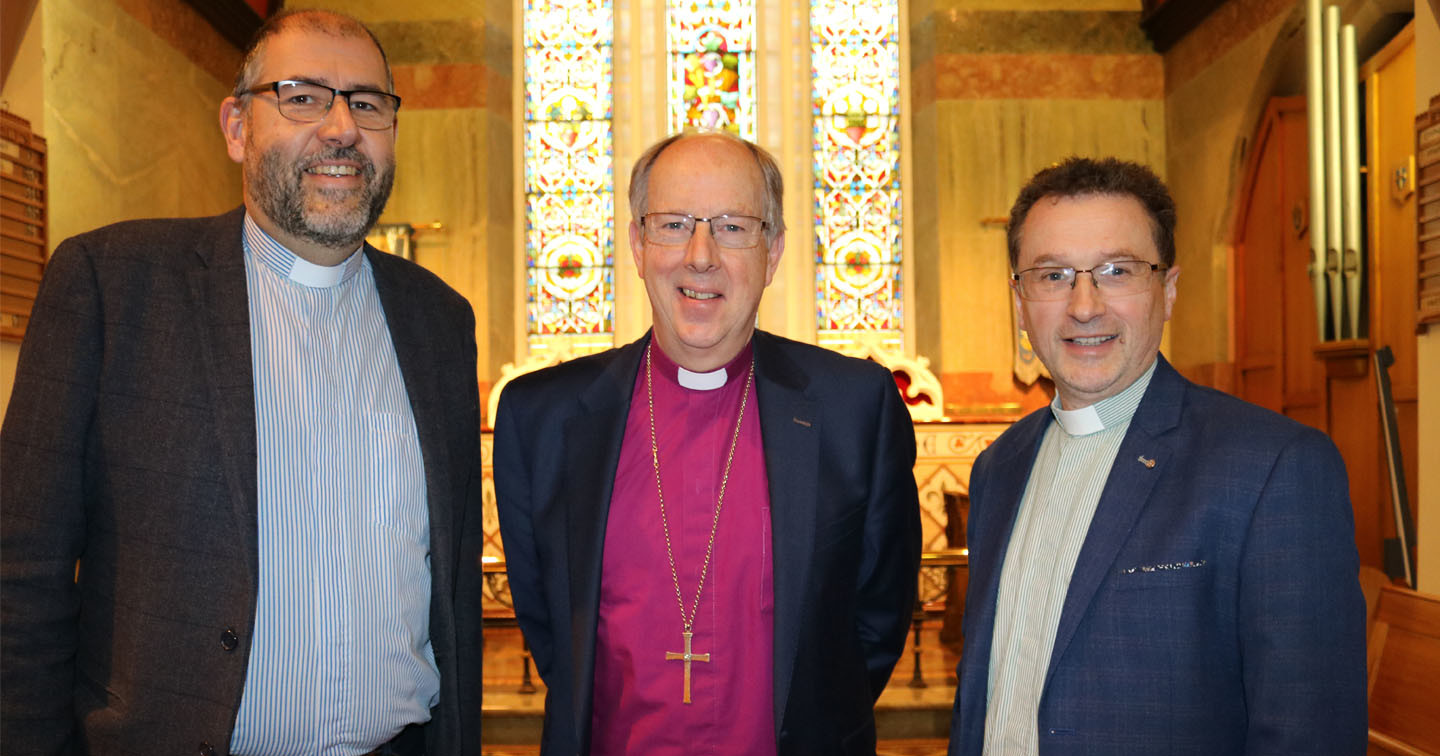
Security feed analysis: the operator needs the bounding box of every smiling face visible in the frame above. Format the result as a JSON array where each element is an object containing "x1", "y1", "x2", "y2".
[
  {"x1": 219, "y1": 26, "x2": 396, "y2": 265},
  {"x1": 629, "y1": 135, "x2": 784, "y2": 372},
  {"x1": 1014, "y1": 193, "x2": 1179, "y2": 409}
]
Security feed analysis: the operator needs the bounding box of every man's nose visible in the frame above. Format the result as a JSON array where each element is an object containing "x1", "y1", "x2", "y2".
[
  {"x1": 684, "y1": 220, "x2": 719, "y2": 271},
  {"x1": 316, "y1": 96, "x2": 360, "y2": 146},
  {"x1": 1066, "y1": 271, "x2": 1107, "y2": 319}
]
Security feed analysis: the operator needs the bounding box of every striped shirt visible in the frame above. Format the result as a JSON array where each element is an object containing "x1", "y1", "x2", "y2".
[
  {"x1": 230, "y1": 216, "x2": 438, "y2": 756},
  {"x1": 982, "y1": 360, "x2": 1157, "y2": 755}
]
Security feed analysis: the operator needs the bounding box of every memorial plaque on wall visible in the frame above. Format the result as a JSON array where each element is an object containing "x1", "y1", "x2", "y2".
[
  {"x1": 1419, "y1": 93, "x2": 1440, "y2": 326},
  {"x1": 0, "y1": 110, "x2": 47, "y2": 341}
]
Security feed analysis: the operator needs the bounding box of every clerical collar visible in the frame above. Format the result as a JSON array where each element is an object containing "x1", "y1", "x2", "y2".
[
  {"x1": 242, "y1": 213, "x2": 364, "y2": 288},
  {"x1": 649, "y1": 338, "x2": 754, "y2": 392},
  {"x1": 1049, "y1": 358, "x2": 1158, "y2": 436}
]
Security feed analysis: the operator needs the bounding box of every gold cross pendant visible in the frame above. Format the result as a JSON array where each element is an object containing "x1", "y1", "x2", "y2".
[{"x1": 663, "y1": 631, "x2": 711, "y2": 704}]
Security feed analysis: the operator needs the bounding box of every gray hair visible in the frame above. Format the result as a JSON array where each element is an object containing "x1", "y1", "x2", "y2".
[{"x1": 233, "y1": 9, "x2": 394, "y2": 97}]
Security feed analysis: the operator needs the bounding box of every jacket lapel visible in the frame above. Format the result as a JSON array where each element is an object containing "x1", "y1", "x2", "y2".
[
  {"x1": 958, "y1": 410, "x2": 1048, "y2": 751},
  {"x1": 188, "y1": 208, "x2": 261, "y2": 582},
  {"x1": 368, "y1": 248, "x2": 458, "y2": 582},
  {"x1": 564, "y1": 336, "x2": 647, "y2": 747},
  {"x1": 1044, "y1": 357, "x2": 1186, "y2": 688},
  {"x1": 751, "y1": 332, "x2": 819, "y2": 734}
]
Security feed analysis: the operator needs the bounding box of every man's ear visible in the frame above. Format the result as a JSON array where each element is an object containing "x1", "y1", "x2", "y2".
[
  {"x1": 219, "y1": 97, "x2": 246, "y2": 164},
  {"x1": 1162, "y1": 264, "x2": 1181, "y2": 321},
  {"x1": 629, "y1": 219, "x2": 645, "y2": 278},
  {"x1": 762, "y1": 231, "x2": 785, "y2": 287},
  {"x1": 1012, "y1": 287, "x2": 1029, "y2": 333}
]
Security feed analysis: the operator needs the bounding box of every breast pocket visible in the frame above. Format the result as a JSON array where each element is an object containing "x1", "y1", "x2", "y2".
[
  {"x1": 365, "y1": 412, "x2": 428, "y2": 543},
  {"x1": 1111, "y1": 560, "x2": 1210, "y2": 592}
]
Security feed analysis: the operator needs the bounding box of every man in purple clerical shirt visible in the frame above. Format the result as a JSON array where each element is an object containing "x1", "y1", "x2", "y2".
[{"x1": 494, "y1": 132, "x2": 922, "y2": 755}]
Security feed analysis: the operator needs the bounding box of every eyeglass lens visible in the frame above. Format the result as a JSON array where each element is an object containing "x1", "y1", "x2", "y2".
[
  {"x1": 644, "y1": 213, "x2": 765, "y2": 248},
  {"x1": 1015, "y1": 261, "x2": 1161, "y2": 300},
  {"x1": 273, "y1": 81, "x2": 398, "y2": 130}
]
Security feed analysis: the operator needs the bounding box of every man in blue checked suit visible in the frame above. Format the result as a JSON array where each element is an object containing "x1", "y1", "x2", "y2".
[
  {"x1": 0, "y1": 10, "x2": 482, "y2": 755},
  {"x1": 948, "y1": 157, "x2": 1366, "y2": 755}
]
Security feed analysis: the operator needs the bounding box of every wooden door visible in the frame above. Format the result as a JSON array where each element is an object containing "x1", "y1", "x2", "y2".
[{"x1": 1234, "y1": 96, "x2": 1327, "y2": 431}]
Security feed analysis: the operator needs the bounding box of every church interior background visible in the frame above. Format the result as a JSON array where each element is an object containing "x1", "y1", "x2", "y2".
[{"x1": 2, "y1": 0, "x2": 1439, "y2": 749}]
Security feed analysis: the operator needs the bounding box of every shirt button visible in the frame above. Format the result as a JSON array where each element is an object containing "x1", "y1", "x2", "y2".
[
  {"x1": 199, "y1": 742, "x2": 217, "y2": 756},
  {"x1": 220, "y1": 628, "x2": 239, "y2": 652}
]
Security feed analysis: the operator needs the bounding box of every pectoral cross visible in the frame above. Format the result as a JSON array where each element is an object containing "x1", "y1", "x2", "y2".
[{"x1": 664, "y1": 631, "x2": 711, "y2": 704}]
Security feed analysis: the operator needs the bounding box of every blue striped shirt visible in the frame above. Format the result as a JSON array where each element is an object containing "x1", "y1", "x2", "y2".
[{"x1": 230, "y1": 216, "x2": 439, "y2": 756}]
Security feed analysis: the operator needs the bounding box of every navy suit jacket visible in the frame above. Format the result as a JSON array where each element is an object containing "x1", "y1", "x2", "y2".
[
  {"x1": 949, "y1": 356, "x2": 1366, "y2": 755},
  {"x1": 493, "y1": 330, "x2": 921, "y2": 755},
  {"x1": 0, "y1": 208, "x2": 484, "y2": 755}
]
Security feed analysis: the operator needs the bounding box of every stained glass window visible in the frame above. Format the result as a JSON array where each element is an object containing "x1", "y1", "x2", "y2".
[
  {"x1": 524, "y1": 0, "x2": 616, "y2": 352},
  {"x1": 811, "y1": 0, "x2": 903, "y2": 347},
  {"x1": 667, "y1": 0, "x2": 756, "y2": 139}
]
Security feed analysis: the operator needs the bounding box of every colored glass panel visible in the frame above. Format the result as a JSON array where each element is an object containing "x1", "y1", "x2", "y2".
[
  {"x1": 811, "y1": 0, "x2": 903, "y2": 345},
  {"x1": 524, "y1": 0, "x2": 616, "y2": 349},
  {"x1": 667, "y1": 0, "x2": 756, "y2": 139}
]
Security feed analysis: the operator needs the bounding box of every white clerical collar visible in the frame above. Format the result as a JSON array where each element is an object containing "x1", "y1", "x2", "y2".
[
  {"x1": 677, "y1": 365, "x2": 728, "y2": 391},
  {"x1": 242, "y1": 213, "x2": 363, "y2": 288},
  {"x1": 1048, "y1": 358, "x2": 1159, "y2": 436},
  {"x1": 1051, "y1": 402, "x2": 1104, "y2": 435}
]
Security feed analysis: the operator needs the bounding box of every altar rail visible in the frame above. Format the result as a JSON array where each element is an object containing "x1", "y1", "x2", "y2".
[{"x1": 478, "y1": 421, "x2": 1010, "y2": 612}]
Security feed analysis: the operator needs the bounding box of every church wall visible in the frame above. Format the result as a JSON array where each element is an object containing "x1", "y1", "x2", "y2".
[
  {"x1": 309, "y1": 0, "x2": 516, "y2": 403},
  {"x1": 1415, "y1": 0, "x2": 1438, "y2": 591},
  {"x1": 0, "y1": 0, "x2": 44, "y2": 428},
  {"x1": 1161, "y1": 0, "x2": 1299, "y2": 387},
  {"x1": 0, "y1": 0, "x2": 239, "y2": 426},
  {"x1": 41, "y1": 0, "x2": 241, "y2": 246},
  {"x1": 909, "y1": 0, "x2": 1164, "y2": 416}
]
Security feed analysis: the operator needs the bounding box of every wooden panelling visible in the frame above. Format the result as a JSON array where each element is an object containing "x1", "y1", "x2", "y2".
[
  {"x1": 1366, "y1": 586, "x2": 1440, "y2": 755},
  {"x1": 1365, "y1": 29, "x2": 1420, "y2": 568},
  {"x1": 1229, "y1": 27, "x2": 1420, "y2": 574},
  {"x1": 1330, "y1": 373, "x2": 1384, "y2": 568}
]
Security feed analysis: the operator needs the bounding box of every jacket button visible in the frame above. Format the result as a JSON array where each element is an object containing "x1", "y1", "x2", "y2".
[
  {"x1": 220, "y1": 628, "x2": 239, "y2": 652},
  {"x1": 199, "y1": 742, "x2": 217, "y2": 756}
]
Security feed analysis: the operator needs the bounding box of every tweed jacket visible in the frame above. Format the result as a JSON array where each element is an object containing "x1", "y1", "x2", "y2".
[{"x1": 0, "y1": 208, "x2": 485, "y2": 755}]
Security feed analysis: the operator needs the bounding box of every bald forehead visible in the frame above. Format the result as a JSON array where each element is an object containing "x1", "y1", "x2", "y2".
[{"x1": 652, "y1": 136, "x2": 763, "y2": 189}]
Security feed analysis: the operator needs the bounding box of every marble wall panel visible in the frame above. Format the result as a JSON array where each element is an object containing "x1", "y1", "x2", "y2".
[
  {"x1": 43, "y1": 0, "x2": 240, "y2": 245},
  {"x1": 915, "y1": 98, "x2": 1165, "y2": 408},
  {"x1": 382, "y1": 106, "x2": 514, "y2": 390},
  {"x1": 912, "y1": 0, "x2": 1141, "y2": 13},
  {"x1": 910, "y1": 2, "x2": 1164, "y2": 411},
  {"x1": 307, "y1": 0, "x2": 516, "y2": 391}
]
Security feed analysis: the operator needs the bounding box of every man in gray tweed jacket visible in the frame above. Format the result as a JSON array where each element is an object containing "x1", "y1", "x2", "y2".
[{"x1": 1, "y1": 9, "x2": 482, "y2": 755}]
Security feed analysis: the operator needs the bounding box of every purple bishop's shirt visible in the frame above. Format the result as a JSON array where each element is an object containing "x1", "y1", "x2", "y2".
[{"x1": 590, "y1": 340, "x2": 777, "y2": 755}]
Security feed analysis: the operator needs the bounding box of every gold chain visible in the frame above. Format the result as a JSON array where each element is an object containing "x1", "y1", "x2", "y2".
[{"x1": 646, "y1": 342, "x2": 755, "y2": 635}]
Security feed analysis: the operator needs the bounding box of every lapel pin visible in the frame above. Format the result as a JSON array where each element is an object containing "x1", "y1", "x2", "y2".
[
  {"x1": 1137, "y1": 455, "x2": 1156, "y2": 468},
  {"x1": 793, "y1": 417, "x2": 812, "y2": 427}
]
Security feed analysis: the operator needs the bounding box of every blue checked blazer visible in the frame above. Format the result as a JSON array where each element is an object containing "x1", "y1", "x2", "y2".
[{"x1": 948, "y1": 355, "x2": 1367, "y2": 755}]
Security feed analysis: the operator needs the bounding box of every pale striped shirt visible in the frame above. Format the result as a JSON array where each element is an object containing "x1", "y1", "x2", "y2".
[
  {"x1": 230, "y1": 216, "x2": 439, "y2": 756},
  {"x1": 983, "y1": 360, "x2": 1157, "y2": 754}
]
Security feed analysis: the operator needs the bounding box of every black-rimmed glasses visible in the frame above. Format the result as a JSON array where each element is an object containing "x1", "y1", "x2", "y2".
[{"x1": 240, "y1": 80, "x2": 401, "y2": 131}]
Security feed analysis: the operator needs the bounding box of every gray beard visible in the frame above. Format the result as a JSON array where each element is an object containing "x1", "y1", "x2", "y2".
[{"x1": 247, "y1": 145, "x2": 394, "y2": 251}]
